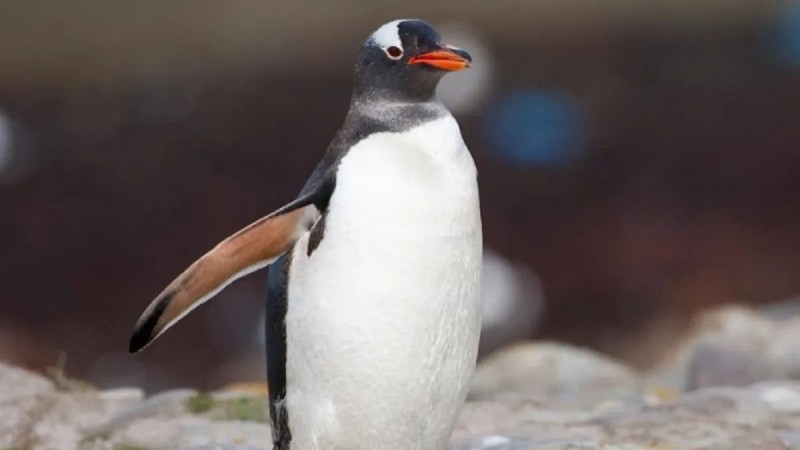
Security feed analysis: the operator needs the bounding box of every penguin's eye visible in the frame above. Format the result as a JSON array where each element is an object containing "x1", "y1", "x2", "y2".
[{"x1": 385, "y1": 46, "x2": 403, "y2": 60}]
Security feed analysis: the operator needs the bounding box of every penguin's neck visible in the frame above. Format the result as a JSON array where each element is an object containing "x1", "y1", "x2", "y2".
[
  {"x1": 350, "y1": 83, "x2": 436, "y2": 104},
  {"x1": 346, "y1": 95, "x2": 449, "y2": 134}
]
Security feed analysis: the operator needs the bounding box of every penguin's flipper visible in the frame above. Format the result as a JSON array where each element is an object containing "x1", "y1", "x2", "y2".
[{"x1": 128, "y1": 194, "x2": 319, "y2": 353}]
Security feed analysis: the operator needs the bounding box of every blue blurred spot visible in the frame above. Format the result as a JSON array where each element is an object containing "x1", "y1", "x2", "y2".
[
  {"x1": 770, "y1": 0, "x2": 800, "y2": 68},
  {"x1": 484, "y1": 90, "x2": 587, "y2": 167}
]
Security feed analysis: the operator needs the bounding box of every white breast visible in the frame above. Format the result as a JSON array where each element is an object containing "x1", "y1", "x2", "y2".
[{"x1": 284, "y1": 114, "x2": 483, "y2": 450}]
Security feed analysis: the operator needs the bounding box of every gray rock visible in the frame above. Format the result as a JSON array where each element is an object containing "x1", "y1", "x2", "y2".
[
  {"x1": 105, "y1": 415, "x2": 210, "y2": 449},
  {"x1": 449, "y1": 435, "x2": 589, "y2": 450},
  {"x1": 98, "y1": 386, "x2": 144, "y2": 403},
  {"x1": 0, "y1": 359, "x2": 58, "y2": 447},
  {"x1": 0, "y1": 361, "x2": 53, "y2": 401},
  {"x1": 453, "y1": 399, "x2": 606, "y2": 447},
  {"x1": 750, "y1": 381, "x2": 800, "y2": 414},
  {"x1": 479, "y1": 250, "x2": 544, "y2": 356},
  {"x1": 454, "y1": 393, "x2": 795, "y2": 449},
  {"x1": 172, "y1": 446, "x2": 265, "y2": 450},
  {"x1": 470, "y1": 342, "x2": 638, "y2": 401},
  {"x1": 169, "y1": 420, "x2": 270, "y2": 448},
  {"x1": 650, "y1": 305, "x2": 800, "y2": 391},
  {"x1": 770, "y1": 320, "x2": 800, "y2": 380},
  {"x1": 87, "y1": 388, "x2": 197, "y2": 436},
  {"x1": 1, "y1": 389, "x2": 119, "y2": 450},
  {"x1": 778, "y1": 431, "x2": 800, "y2": 448},
  {"x1": 677, "y1": 386, "x2": 775, "y2": 425},
  {"x1": 687, "y1": 338, "x2": 776, "y2": 389},
  {"x1": 0, "y1": 394, "x2": 48, "y2": 447},
  {"x1": 700, "y1": 432, "x2": 791, "y2": 450}
]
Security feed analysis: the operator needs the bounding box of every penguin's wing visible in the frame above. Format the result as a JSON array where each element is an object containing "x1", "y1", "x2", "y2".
[{"x1": 129, "y1": 188, "x2": 325, "y2": 353}]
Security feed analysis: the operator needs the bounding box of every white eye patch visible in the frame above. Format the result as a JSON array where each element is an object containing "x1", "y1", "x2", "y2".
[{"x1": 369, "y1": 19, "x2": 407, "y2": 49}]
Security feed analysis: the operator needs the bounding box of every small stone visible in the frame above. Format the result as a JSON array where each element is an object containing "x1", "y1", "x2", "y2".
[
  {"x1": 750, "y1": 381, "x2": 800, "y2": 414},
  {"x1": 99, "y1": 387, "x2": 145, "y2": 402},
  {"x1": 642, "y1": 386, "x2": 678, "y2": 406},
  {"x1": 98, "y1": 387, "x2": 145, "y2": 415}
]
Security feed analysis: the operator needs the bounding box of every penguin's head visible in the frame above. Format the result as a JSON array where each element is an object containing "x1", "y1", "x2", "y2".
[{"x1": 352, "y1": 19, "x2": 472, "y2": 103}]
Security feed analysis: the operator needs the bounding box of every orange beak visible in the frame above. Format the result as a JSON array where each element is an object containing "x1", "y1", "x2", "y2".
[{"x1": 408, "y1": 46, "x2": 472, "y2": 71}]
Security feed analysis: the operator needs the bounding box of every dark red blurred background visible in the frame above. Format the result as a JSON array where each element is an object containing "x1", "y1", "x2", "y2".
[{"x1": 2, "y1": 1, "x2": 800, "y2": 391}]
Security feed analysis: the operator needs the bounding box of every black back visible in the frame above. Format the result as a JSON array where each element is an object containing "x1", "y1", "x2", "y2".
[{"x1": 266, "y1": 253, "x2": 291, "y2": 450}]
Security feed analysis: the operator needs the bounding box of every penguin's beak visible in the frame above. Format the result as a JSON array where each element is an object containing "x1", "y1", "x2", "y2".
[{"x1": 408, "y1": 45, "x2": 472, "y2": 71}]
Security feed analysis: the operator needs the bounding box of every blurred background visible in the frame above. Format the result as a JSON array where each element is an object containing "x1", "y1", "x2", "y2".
[{"x1": 2, "y1": 0, "x2": 800, "y2": 392}]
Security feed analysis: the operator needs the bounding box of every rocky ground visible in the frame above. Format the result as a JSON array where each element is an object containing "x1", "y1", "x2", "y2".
[{"x1": 4, "y1": 305, "x2": 800, "y2": 449}]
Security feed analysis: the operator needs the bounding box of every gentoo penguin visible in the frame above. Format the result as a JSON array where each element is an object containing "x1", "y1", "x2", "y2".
[{"x1": 129, "y1": 19, "x2": 482, "y2": 450}]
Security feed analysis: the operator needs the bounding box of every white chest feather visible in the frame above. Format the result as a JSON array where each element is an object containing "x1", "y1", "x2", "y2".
[{"x1": 284, "y1": 114, "x2": 482, "y2": 450}]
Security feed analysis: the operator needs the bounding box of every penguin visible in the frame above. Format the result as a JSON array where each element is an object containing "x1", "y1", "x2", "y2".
[{"x1": 129, "y1": 19, "x2": 482, "y2": 450}]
